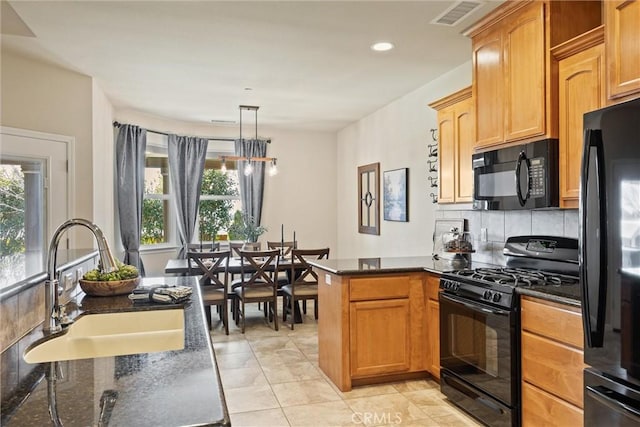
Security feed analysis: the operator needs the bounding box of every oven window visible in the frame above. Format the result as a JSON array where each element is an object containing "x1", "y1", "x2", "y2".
[
  {"x1": 449, "y1": 312, "x2": 499, "y2": 377},
  {"x1": 440, "y1": 294, "x2": 513, "y2": 406},
  {"x1": 477, "y1": 171, "x2": 517, "y2": 198}
]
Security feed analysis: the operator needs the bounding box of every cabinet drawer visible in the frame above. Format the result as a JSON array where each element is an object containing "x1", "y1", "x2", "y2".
[
  {"x1": 522, "y1": 331, "x2": 585, "y2": 408},
  {"x1": 522, "y1": 381, "x2": 583, "y2": 427},
  {"x1": 426, "y1": 274, "x2": 440, "y2": 300},
  {"x1": 521, "y1": 296, "x2": 583, "y2": 349},
  {"x1": 350, "y1": 276, "x2": 409, "y2": 301}
]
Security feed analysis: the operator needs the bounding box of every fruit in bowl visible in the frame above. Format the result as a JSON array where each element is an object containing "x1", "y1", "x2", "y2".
[{"x1": 80, "y1": 262, "x2": 140, "y2": 296}]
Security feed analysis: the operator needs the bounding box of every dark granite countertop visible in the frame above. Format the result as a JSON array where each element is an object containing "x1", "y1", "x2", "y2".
[
  {"x1": 309, "y1": 256, "x2": 502, "y2": 276},
  {"x1": 310, "y1": 256, "x2": 582, "y2": 308},
  {"x1": 516, "y1": 283, "x2": 582, "y2": 307},
  {"x1": 2, "y1": 276, "x2": 230, "y2": 426}
]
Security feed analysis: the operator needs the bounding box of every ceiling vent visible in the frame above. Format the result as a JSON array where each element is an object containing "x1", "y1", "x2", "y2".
[{"x1": 431, "y1": 1, "x2": 483, "y2": 26}]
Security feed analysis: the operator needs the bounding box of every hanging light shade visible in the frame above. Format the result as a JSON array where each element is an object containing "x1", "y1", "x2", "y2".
[
  {"x1": 269, "y1": 158, "x2": 278, "y2": 176},
  {"x1": 244, "y1": 159, "x2": 253, "y2": 176}
]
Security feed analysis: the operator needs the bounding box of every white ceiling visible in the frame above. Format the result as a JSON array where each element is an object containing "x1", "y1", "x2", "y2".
[{"x1": 3, "y1": 1, "x2": 503, "y2": 132}]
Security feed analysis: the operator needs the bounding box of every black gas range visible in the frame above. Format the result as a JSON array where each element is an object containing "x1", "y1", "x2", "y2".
[{"x1": 439, "y1": 235, "x2": 579, "y2": 427}]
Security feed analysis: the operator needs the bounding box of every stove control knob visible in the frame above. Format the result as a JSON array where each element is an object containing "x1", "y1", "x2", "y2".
[
  {"x1": 483, "y1": 290, "x2": 492, "y2": 300},
  {"x1": 453, "y1": 283, "x2": 459, "y2": 291},
  {"x1": 493, "y1": 293, "x2": 502, "y2": 302}
]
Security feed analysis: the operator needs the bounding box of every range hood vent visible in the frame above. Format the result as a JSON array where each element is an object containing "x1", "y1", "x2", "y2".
[{"x1": 431, "y1": 1, "x2": 483, "y2": 26}]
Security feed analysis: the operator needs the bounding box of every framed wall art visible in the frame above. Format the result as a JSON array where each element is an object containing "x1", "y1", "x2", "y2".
[
  {"x1": 358, "y1": 162, "x2": 380, "y2": 235},
  {"x1": 383, "y1": 168, "x2": 408, "y2": 222}
]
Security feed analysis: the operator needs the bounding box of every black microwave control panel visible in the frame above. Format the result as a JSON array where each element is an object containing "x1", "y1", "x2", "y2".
[{"x1": 529, "y1": 157, "x2": 546, "y2": 197}]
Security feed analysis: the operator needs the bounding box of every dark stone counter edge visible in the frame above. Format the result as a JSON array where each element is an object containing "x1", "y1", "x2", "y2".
[
  {"x1": 516, "y1": 287, "x2": 581, "y2": 308},
  {"x1": 0, "y1": 250, "x2": 99, "y2": 301},
  {"x1": 310, "y1": 259, "x2": 581, "y2": 306}
]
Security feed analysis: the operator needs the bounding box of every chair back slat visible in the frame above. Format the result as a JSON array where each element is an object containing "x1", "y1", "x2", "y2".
[
  {"x1": 239, "y1": 249, "x2": 280, "y2": 289},
  {"x1": 267, "y1": 241, "x2": 296, "y2": 257},
  {"x1": 230, "y1": 241, "x2": 261, "y2": 257},
  {"x1": 291, "y1": 248, "x2": 330, "y2": 286},
  {"x1": 187, "y1": 250, "x2": 230, "y2": 288}
]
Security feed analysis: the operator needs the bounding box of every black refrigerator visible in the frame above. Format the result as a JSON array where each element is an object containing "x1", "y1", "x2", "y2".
[{"x1": 581, "y1": 97, "x2": 640, "y2": 425}]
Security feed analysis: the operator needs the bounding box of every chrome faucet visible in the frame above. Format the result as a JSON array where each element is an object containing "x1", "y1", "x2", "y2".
[{"x1": 44, "y1": 218, "x2": 118, "y2": 333}]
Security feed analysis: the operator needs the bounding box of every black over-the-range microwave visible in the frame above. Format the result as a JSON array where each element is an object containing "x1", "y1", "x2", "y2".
[{"x1": 472, "y1": 139, "x2": 559, "y2": 210}]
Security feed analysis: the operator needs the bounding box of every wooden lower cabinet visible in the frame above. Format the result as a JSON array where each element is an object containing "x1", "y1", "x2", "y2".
[
  {"x1": 318, "y1": 270, "x2": 440, "y2": 391},
  {"x1": 350, "y1": 299, "x2": 411, "y2": 377},
  {"x1": 521, "y1": 296, "x2": 585, "y2": 426}
]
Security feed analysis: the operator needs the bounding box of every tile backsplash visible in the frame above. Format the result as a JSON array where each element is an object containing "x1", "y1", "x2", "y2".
[{"x1": 436, "y1": 208, "x2": 579, "y2": 265}]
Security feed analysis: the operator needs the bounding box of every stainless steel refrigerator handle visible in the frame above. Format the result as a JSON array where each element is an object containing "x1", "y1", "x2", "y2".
[
  {"x1": 586, "y1": 385, "x2": 640, "y2": 421},
  {"x1": 580, "y1": 128, "x2": 607, "y2": 348},
  {"x1": 515, "y1": 151, "x2": 530, "y2": 207}
]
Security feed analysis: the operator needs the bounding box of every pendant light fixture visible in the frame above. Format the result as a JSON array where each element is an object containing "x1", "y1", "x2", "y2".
[{"x1": 218, "y1": 104, "x2": 278, "y2": 176}]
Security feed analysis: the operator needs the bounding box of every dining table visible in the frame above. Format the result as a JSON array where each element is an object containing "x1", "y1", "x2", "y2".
[{"x1": 164, "y1": 256, "x2": 306, "y2": 323}]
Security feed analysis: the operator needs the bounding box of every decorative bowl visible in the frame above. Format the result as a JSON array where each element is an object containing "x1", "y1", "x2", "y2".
[{"x1": 79, "y1": 276, "x2": 140, "y2": 297}]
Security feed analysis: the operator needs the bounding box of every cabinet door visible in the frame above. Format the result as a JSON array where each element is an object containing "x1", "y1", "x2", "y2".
[
  {"x1": 558, "y1": 44, "x2": 605, "y2": 208},
  {"x1": 473, "y1": 25, "x2": 504, "y2": 148},
  {"x1": 438, "y1": 107, "x2": 455, "y2": 203},
  {"x1": 427, "y1": 298, "x2": 440, "y2": 379},
  {"x1": 350, "y1": 299, "x2": 411, "y2": 377},
  {"x1": 606, "y1": 0, "x2": 640, "y2": 100},
  {"x1": 503, "y1": 2, "x2": 545, "y2": 142},
  {"x1": 455, "y1": 97, "x2": 474, "y2": 202}
]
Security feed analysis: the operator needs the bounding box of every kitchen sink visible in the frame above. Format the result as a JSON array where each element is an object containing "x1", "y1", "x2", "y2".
[{"x1": 23, "y1": 308, "x2": 185, "y2": 363}]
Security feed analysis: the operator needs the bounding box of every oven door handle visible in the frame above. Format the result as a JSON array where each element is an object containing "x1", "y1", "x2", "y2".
[
  {"x1": 586, "y1": 385, "x2": 640, "y2": 421},
  {"x1": 440, "y1": 293, "x2": 510, "y2": 316}
]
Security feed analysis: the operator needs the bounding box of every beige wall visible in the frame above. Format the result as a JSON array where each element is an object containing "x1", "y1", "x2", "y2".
[
  {"x1": 1, "y1": 49, "x2": 95, "y2": 247},
  {"x1": 335, "y1": 61, "x2": 472, "y2": 258},
  {"x1": 114, "y1": 109, "x2": 338, "y2": 275},
  {"x1": 91, "y1": 81, "x2": 116, "y2": 244}
]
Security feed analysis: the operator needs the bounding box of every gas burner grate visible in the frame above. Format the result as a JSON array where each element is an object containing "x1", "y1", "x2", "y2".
[{"x1": 450, "y1": 267, "x2": 578, "y2": 287}]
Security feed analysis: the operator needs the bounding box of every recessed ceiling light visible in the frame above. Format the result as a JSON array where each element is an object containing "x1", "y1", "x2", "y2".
[{"x1": 371, "y1": 41, "x2": 394, "y2": 52}]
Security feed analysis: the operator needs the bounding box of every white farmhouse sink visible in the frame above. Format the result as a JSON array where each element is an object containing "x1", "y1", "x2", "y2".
[{"x1": 24, "y1": 309, "x2": 185, "y2": 363}]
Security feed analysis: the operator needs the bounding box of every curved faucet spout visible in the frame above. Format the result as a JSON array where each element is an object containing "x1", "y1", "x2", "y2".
[{"x1": 45, "y1": 219, "x2": 118, "y2": 333}]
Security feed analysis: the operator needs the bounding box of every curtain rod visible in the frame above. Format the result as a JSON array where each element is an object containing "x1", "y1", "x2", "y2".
[{"x1": 112, "y1": 121, "x2": 270, "y2": 143}]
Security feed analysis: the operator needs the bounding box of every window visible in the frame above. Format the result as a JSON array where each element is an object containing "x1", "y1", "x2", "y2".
[
  {"x1": 0, "y1": 160, "x2": 45, "y2": 285},
  {"x1": 1, "y1": 127, "x2": 70, "y2": 289},
  {"x1": 141, "y1": 135, "x2": 240, "y2": 248}
]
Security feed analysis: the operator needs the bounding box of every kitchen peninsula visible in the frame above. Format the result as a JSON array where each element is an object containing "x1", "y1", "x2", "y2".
[{"x1": 309, "y1": 256, "x2": 490, "y2": 392}]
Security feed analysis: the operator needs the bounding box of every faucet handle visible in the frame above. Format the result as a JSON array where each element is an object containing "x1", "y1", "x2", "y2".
[{"x1": 58, "y1": 305, "x2": 74, "y2": 327}]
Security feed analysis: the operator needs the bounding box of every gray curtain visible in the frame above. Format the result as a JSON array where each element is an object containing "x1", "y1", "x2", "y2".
[
  {"x1": 115, "y1": 124, "x2": 147, "y2": 275},
  {"x1": 168, "y1": 134, "x2": 208, "y2": 259},
  {"x1": 235, "y1": 138, "x2": 268, "y2": 238}
]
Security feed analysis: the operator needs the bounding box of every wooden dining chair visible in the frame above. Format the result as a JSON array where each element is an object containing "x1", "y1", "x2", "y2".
[
  {"x1": 187, "y1": 250, "x2": 230, "y2": 335},
  {"x1": 229, "y1": 241, "x2": 261, "y2": 257},
  {"x1": 282, "y1": 248, "x2": 329, "y2": 329},
  {"x1": 267, "y1": 241, "x2": 296, "y2": 286},
  {"x1": 187, "y1": 242, "x2": 220, "y2": 252},
  {"x1": 232, "y1": 249, "x2": 280, "y2": 333}
]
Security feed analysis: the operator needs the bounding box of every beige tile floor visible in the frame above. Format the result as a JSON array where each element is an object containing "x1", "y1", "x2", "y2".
[{"x1": 211, "y1": 302, "x2": 483, "y2": 427}]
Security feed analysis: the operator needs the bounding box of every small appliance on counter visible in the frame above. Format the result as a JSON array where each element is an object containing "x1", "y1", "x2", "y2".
[{"x1": 442, "y1": 227, "x2": 474, "y2": 268}]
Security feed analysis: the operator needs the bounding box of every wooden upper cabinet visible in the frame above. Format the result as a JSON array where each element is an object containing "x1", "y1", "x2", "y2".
[
  {"x1": 473, "y1": 26, "x2": 504, "y2": 147},
  {"x1": 429, "y1": 87, "x2": 474, "y2": 204},
  {"x1": 503, "y1": 3, "x2": 545, "y2": 142},
  {"x1": 437, "y1": 108, "x2": 455, "y2": 203},
  {"x1": 605, "y1": 0, "x2": 640, "y2": 101},
  {"x1": 553, "y1": 27, "x2": 606, "y2": 208},
  {"x1": 466, "y1": 0, "x2": 601, "y2": 150}
]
